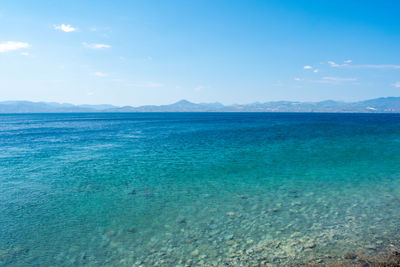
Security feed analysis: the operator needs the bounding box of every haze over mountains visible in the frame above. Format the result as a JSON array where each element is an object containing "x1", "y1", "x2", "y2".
[{"x1": 1, "y1": 97, "x2": 400, "y2": 113}]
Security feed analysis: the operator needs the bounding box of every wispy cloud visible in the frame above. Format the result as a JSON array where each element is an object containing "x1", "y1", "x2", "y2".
[
  {"x1": 94, "y1": 72, "x2": 107, "y2": 77},
  {"x1": 296, "y1": 76, "x2": 357, "y2": 84},
  {"x1": 327, "y1": 60, "x2": 400, "y2": 69},
  {"x1": 393, "y1": 82, "x2": 400, "y2": 88},
  {"x1": 128, "y1": 82, "x2": 164, "y2": 88},
  {"x1": 328, "y1": 61, "x2": 340, "y2": 67},
  {"x1": 322, "y1": 76, "x2": 357, "y2": 82},
  {"x1": 349, "y1": 64, "x2": 400, "y2": 69},
  {"x1": 54, "y1": 24, "x2": 76, "y2": 32},
  {"x1": 88, "y1": 26, "x2": 112, "y2": 32},
  {"x1": 0, "y1": 41, "x2": 30, "y2": 53},
  {"x1": 147, "y1": 82, "x2": 163, "y2": 87},
  {"x1": 313, "y1": 69, "x2": 319, "y2": 73},
  {"x1": 272, "y1": 81, "x2": 284, "y2": 87},
  {"x1": 20, "y1": 52, "x2": 30, "y2": 56},
  {"x1": 328, "y1": 60, "x2": 353, "y2": 67},
  {"x1": 194, "y1": 85, "x2": 209, "y2": 91},
  {"x1": 303, "y1": 65, "x2": 312, "y2": 69},
  {"x1": 83, "y1": 42, "x2": 111, "y2": 49}
]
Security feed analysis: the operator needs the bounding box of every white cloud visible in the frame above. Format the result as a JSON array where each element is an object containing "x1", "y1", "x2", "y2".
[
  {"x1": 54, "y1": 24, "x2": 76, "y2": 32},
  {"x1": 272, "y1": 81, "x2": 284, "y2": 87},
  {"x1": 20, "y1": 52, "x2": 29, "y2": 56},
  {"x1": 194, "y1": 85, "x2": 209, "y2": 91},
  {"x1": 327, "y1": 60, "x2": 400, "y2": 69},
  {"x1": 303, "y1": 65, "x2": 312, "y2": 69},
  {"x1": 322, "y1": 76, "x2": 357, "y2": 82},
  {"x1": 328, "y1": 60, "x2": 355, "y2": 68},
  {"x1": 128, "y1": 82, "x2": 164, "y2": 87},
  {"x1": 147, "y1": 82, "x2": 163, "y2": 87},
  {"x1": 349, "y1": 64, "x2": 400, "y2": 69},
  {"x1": 328, "y1": 61, "x2": 340, "y2": 67},
  {"x1": 393, "y1": 82, "x2": 400, "y2": 88},
  {"x1": 88, "y1": 26, "x2": 112, "y2": 33},
  {"x1": 94, "y1": 72, "x2": 107, "y2": 77},
  {"x1": 83, "y1": 42, "x2": 111, "y2": 49},
  {"x1": 313, "y1": 69, "x2": 319, "y2": 73},
  {"x1": 298, "y1": 76, "x2": 358, "y2": 84},
  {"x1": 0, "y1": 41, "x2": 30, "y2": 53},
  {"x1": 87, "y1": 92, "x2": 95, "y2": 96}
]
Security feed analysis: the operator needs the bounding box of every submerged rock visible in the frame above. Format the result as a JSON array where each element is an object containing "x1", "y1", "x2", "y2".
[
  {"x1": 225, "y1": 234, "x2": 234, "y2": 240},
  {"x1": 291, "y1": 232, "x2": 302, "y2": 238},
  {"x1": 306, "y1": 242, "x2": 316, "y2": 249},
  {"x1": 128, "y1": 188, "x2": 137, "y2": 195},
  {"x1": 344, "y1": 253, "x2": 357, "y2": 259},
  {"x1": 226, "y1": 212, "x2": 242, "y2": 218},
  {"x1": 106, "y1": 230, "x2": 117, "y2": 237},
  {"x1": 191, "y1": 249, "x2": 200, "y2": 257},
  {"x1": 366, "y1": 244, "x2": 377, "y2": 250},
  {"x1": 177, "y1": 218, "x2": 186, "y2": 224},
  {"x1": 127, "y1": 227, "x2": 136, "y2": 233}
]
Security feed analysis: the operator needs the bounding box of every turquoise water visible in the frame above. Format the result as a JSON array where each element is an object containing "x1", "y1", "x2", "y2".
[{"x1": 1, "y1": 113, "x2": 400, "y2": 266}]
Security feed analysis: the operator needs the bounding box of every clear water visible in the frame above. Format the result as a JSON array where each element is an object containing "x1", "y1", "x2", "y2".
[{"x1": 0, "y1": 113, "x2": 399, "y2": 266}]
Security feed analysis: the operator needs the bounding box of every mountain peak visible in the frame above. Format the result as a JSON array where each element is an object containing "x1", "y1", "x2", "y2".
[{"x1": 173, "y1": 99, "x2": 193, "y2": 105}]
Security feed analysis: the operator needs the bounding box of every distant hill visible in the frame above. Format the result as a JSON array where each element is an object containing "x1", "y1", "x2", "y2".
[{"x1": 1, "y1": 97, "x2": 400, "y2": 113}]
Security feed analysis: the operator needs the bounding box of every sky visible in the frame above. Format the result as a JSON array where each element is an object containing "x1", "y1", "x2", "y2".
[{"x1": 0, "y1": 0, "x2": 399, "y2": 106}]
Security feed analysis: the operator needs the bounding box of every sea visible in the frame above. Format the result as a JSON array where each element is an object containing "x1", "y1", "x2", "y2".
[{"x1": 0, "y1": 112, "x2": 399, "y2": 266}]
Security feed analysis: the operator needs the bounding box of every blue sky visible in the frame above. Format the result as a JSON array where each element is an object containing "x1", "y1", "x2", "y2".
[{"x1": 1, "y1": 0, "x2": 399, "y2": 106}]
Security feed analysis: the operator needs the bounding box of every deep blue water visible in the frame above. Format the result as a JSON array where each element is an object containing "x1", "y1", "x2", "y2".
[{"x1": 0, "y1": 113, "x2": 400, "y2": 266}]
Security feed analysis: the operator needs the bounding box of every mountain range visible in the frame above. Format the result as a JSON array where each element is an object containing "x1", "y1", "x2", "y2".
[{"x1": 1, "y1": 97, "x2": 400, "y2": 113}]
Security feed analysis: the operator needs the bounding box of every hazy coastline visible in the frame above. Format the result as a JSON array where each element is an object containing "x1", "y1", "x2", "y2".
[{"x1": 2, "y1": 97, "x2": 400, "y2": 113}]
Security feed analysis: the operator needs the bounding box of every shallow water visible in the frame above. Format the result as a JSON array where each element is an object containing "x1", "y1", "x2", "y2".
[{"x1": 0, "y1": 113, "x2": 399, "y2": 266}]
